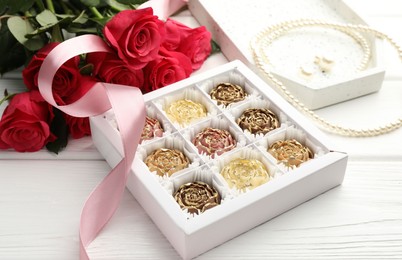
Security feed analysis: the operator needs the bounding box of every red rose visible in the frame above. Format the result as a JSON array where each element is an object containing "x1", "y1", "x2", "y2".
[
  {"x1": 163, "y1": 19, "x2": 186, "y2": 51},
  {"x1": 22, "y1": 43, "x2": 58, "y2": 91},
  {"x1": 87, "y1": 52, "x2": 144, "y2": 88},
  {"x1": 178, "y1": 26, "x2": 211, "y2": 70},
  {"x1": 63, "y1": 114, "x2": 91, "y2": 139},
  {"x1": 103, "y1": 8, "x2": 165, "y2": 69},
  {"x1": 163, "y1": 19, "x2": 212, "y2": 70},
  {"x1": 22, "y1": 42, "x2": 82, "y2": 105},
  {"x1": 143, "y1": 47, "x2": 192, "y2": 93},
  {"x1": 59, "y1": 75, "x2": 95, "y2": 139},
  {"x1": 60, "y1": 75, "x2": 98, "y2": 105},
  {"x1": 0, "y1": 91, "x2": 56, "y2": 152}
]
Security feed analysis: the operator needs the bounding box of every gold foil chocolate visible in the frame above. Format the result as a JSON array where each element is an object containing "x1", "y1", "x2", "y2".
[
  {"x1": 268, "y1": 139, "x2": 313, "y2": 168},
  {"x1": 192, "y1": 127, "x2": 237, "y2": 158},
  {"x1": 165, "y1": 99, "x2": 207, "y2": 125},
  {"x1": 237, "y1": 108, "x2": 279, "y2": 135},
  {"x1": 141, "y1": 116, "x2": 164, "y2": 142},
  {"x1": 220, "y1": 158, "x2": 270, "y2": 191},
  {"x1": 174, "y1": 181, "x2": 221, "y2": 215},
  {"x1": 145, "y1": 148, "x2": 190, "y2": 176},
  {"x1": 210, "y1": 83, "x2": 247, "y2": 106}
]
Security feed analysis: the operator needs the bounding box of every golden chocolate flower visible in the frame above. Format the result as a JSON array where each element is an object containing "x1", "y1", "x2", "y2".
[
  {"x1": 220, "y1": 158, "x2": 270, "y2": 191},
  {"x1": 141, "y1": 116, "x2": 164, "y2": 142},
  {"x1": 165, "y1": 99, "x2": 207, "y2": 125},
  {"x1": 145, "y1": 148, "x2": 190, "y2": 176},
  {"x1": 174, "y1": 181, "x2": 221, "y2": 215},
  {"x1": 268, "y1": 139, "x2": 313, "y2": 168},
  {"x1": 237, "y1": 108, "x2": 279, "y2": 135},
  {"x1": 210, "y1": 83, "x2": 247, "y2": 106},
  {"x1": 192, "y1": 127, "x2": 237, "y2": 158}
]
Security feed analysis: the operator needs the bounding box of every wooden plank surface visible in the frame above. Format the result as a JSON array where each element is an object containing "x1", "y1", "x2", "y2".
[
  {"x1": 0, "y1": 160, "x2": 401, "y2": 259},
  {"x1": 0, "y1": 1, "x2": 401, "y2": 259}
]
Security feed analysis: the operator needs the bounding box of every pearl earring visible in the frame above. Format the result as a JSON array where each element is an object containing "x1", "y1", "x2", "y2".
[
  {"x1": 314, "y1": 54, "x2": 335, "y2": 73},
  {"x1": 299, "y1": 64, "x2": 315, "y2": 80}
]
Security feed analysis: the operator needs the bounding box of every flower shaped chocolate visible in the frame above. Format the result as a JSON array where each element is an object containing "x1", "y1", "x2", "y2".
[
  {"x1": 268, "y1": 139, "x2": 313, "y2": 168},
  {"x1": 145, "y1": 148, "x2": 190, "y2": 176},
  {"x1": 210, "y1": 83, "x2": 247, "y2": 106},
  {"x1": 237, "y1": 108, "x2": 279, "y2": 135},
  {"x1": 141, "y1": 116, "x2": 164, "y2": 142},
  {"x1": 165, "y1": 99, "x2": 207, "y2": 125},
  {"x1": 192, "y1": 127, "x2": 237, "y2": 158},
  {"x1": 174, "y1": 181, "x2": 221, "y2": 215},
  {"x1": 220, "y1": 158, "x2": 270, "y2": 191}
]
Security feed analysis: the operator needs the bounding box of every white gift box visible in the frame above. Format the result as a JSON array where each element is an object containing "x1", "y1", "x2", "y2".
[
  {"x1": 188, "y1": 0, "x2": 385, "y2": 109},
  {"x1": 90, "y1": 60, "x2": 347, "y2": 259}
]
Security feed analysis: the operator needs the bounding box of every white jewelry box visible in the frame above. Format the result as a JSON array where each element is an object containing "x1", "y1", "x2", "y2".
[
  {"x1": 90, "y1": 60, "x2": 348, "y2": 259},
  {"x1": 188, "y1": 0, "x2": 385, "y2": 109}
]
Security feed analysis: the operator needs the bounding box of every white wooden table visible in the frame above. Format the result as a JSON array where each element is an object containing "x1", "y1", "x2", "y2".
[{"x1": 1, "y1": 1, "x2": 402, "y2": 259}]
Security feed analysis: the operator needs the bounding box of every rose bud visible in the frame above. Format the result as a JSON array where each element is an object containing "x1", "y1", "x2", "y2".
[
  {"x1": 103, "y1": 8, "x2": 165, "y2": 69},
  {"x1": 86, "y1": 51, "x2": 144, "y2": 88},
  {"x1": 142, "y1": 47, "x2": 192, "y2": 93},
  {"x1": 0, "y1": 91, "x2": 56, "y2": 152},
  {"x1": 22, "y1": 42, "x2": 82, "y2": 105},
  {"x1": 162, "y1": 19, "x2": 212, "y2": 70}
]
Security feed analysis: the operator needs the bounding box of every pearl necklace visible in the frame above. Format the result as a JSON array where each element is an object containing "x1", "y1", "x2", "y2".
[
  {"x1": 257, "y1": 20, "x2": 371, "y2": 73},
  {"x1": 251, "y1": 19, "x2": 402, "y2": 137}
]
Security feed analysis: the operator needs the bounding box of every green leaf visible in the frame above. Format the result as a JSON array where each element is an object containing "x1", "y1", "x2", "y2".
[
  {"x1": 65, "y1": 25, "x2": 98, "y2": 34},
  {"x1": 36, "y1": 9, "x2": 58, "y2": 27},
  {"x1": 26, "y1": 15, "x2": 72, "y2": 38},
  {"x1": 7, "y1": 16, "x2": 31, "y2": 40},
  {"x1": 89, "y1": 16, "x2": 111, "y2": 27},
  {"x1": 79, "y1": 63, "x2": 93, "y2": 75},
  {"x1": 55, "y1": 12, "x2": 89, "y2": 26},
  {"x1": 55, "y1": 14, "x2": 76, "y2": 19},
  {"x1": 7, "y1": 16, "x2": 44, "y2": 51},
  {"x1": 0, "y1": 19, "x2": 27, "y2": 75},
  {"x1": 0, "y1": 0, "x2": 36, "y2": 15},
  {"x1": 105, "y1": 0, "x2": 132, "y2": 11},
  {"x1": 115, "y1": 0, "x2": 147, "y2": 5},
  {"x1": 210, "y1": 40, "x2": 221, "y2": 54},
  {"x1": 46, "y1": 108, "x2": 68, "y2": 154},
  {"x1": 80, "y1": 0, "x2": 101, "y2": 7},
  {"x1": 0, "y1": 88, "x2": 16, "y2": 106},
  {"x1": 25, "y1": 26, "x2": 52, "y2": 37},
  {"x1": 72, "y1": 11, "x2": 89, "y2": 24}
]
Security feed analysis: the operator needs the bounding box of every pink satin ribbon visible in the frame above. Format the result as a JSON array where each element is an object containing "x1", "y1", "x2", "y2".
[
  {"x1": 37, "y1": 34, "x2": 146, "y2": 259},
  {"x1": 138, "y1": 0, "x2": 188, "y2": 20}
]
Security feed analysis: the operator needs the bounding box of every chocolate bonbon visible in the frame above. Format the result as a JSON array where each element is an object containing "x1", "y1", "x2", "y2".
[
  {"x1": 268, "y1": 139, "x2": 313, "y2": 168},
  {"x1": 174, "y1": 181, "x2": 220, "y2": 215},
  {"x1": 145, "y1": 148, "x2": 190, "y2": 176},
  {"x1": 165, "y1": 99, "x2": 207, "y2": 125},
  {"x1": 141, "y1": 116, "x2": 163, "y2": 142},
  {"x1": 237, "y1": 108, "x2": 279, "y2": 135},
  {"x1": 220, "y1": 158, "x2": 270, "y2": 191},
  {"x1": 192, "y1": 127, "x2": 236, "y2": 158},
  {"x1": 210, "y1": 83, "x2": 246, "y2": 106}
]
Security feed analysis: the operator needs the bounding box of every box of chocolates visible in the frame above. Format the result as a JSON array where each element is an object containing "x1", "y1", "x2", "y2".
[
  {"x1": 188, "y1": 0, "x2": 385, "y2": 109},
  {"x1": 90, "y1": 60, "x2": 348, "y2": 259}
]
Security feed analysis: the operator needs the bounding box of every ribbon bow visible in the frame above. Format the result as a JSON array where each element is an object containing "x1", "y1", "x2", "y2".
[
  {"x1": 139, "y1": 0, "x2": 188, "y2": 20},
  {"x1": 38, "y1": 34, "x2": 146, "y2": 260}
]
